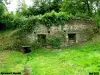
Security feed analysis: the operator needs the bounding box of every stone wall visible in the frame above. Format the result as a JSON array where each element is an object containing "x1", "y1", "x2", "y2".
[
  {"x1": 27, "y1": 19, "x2": 95, "y2": 46},
  {"x1": 63, "y1": 19, "x2": 95, "y2": 45}
]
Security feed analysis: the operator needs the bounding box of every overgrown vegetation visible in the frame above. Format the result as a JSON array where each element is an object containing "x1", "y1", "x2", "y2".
[
  {"x1": 0, "y1": 0, "x2": 99, "y2": 49},
  {"x1": 47, "y1": 36, "x2": 61, "y2": 48},
  {"x1": 0, "y1": 0, "x2": 100, "y2": 74},
  {"x1": 0, "y1": 32, "x2": 100, "y2": 74},
  {"x1": 0, "y1": 0, "x2": 100, "y2": 30}
]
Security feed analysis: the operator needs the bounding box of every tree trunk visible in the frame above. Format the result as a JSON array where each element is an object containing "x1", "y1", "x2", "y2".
[{"x1": 85, "y1": 0, "x2": 92, "y2": 16}]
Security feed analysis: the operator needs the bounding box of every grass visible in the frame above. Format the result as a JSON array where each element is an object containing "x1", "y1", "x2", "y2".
[{"x1": 0, "y1": 30, "x2": 100, "y2": 75}]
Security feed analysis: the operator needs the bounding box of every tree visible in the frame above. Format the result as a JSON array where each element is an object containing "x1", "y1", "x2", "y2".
[
  {"x1": 0, "y1": 3, "x2": 5, "y2": 30},
  {"x1": 61, "y1": 0, "x2": 88, "y2": 16},
  {"x1": 0, "y1": 3, "x2": 4, "y2": 16},
  {"x1": 61, "y1": 0, "x2": 100, "y2": 17},
  {"x1": 20, "y1": 0, "x2": 63, "y2": 16}
]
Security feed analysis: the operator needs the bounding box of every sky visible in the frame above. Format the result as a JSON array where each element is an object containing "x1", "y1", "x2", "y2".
[{"x1": 4, "y1": 0, "x2": 33, "y2": 12}]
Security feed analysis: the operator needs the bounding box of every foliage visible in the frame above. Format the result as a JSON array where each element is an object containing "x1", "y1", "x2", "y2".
[
  {"x1": 0, "y1": 0, "x2": 100, "y2": 30},
  {"x1": 61, "y1": 0, "x2": 100, "y2": 17},
  {"x1": 47, "y1": 36, "x2": 61, "y2": 48},
  {"x1": 0, "y1": 33, "x2": 100, "y2": 74},
  {"x1": 16, "y1": 11, "x2": 71, "y2": 32},
  {"x1": 0, "y1": 3, "x2": 5, "y2": 23},
  {"x1": 75, "y1": 13, "x2": 90, "y2": 19},
  {"x1": 93, "y1": 6, "x2": 100, "y2": 28},
  {"x1": 0, "y1": 3, "x2": 4, "y2": 16},
  {"x1": 1, "y1": 0, "x2": 99, "y2": 30},
  {"x1": 12, "y1": 16, "x2": 28, "y2": 29},
  {"x1": 13, "y1": 37, "x2": 30, "y2": 50},
  {"x1": 0, "y1": 13, "x2": 37, "y2": 31},
  {"x1": 1, "y1": 12, "x2": 14, "y2": 29},
  {"x1": 0, "y1": 12, "x2": 26, "y2": 30},
  {"x1": 20, "y1": 0, "x2": 63, "y2": 16},
  {"x1": 0, "y1": 3, "x2": 15, "y2": 30},
  {"x1": 40, "y1": 11, "x2": 56, "y2": 28},
  {"x1": 0, "y1": 0, "x2": 100, "y2": 74},
  {"x1": 31, "y1": 40, "x2": 42, "y2": 49},
  {"x1": 61, "y1": 0, "x2": 87, "y2": 15},
  {"x1": 0, "y1": 11, "x2": 13, "y2": 30},
  {"x1": 12, "y1": 11, "x2": 72, "y2": 49},
  {"x1": 20, "y1": 15, "x2": 39, "y2": 33},
  {"x1": 40, "y1": 11, "x2": 71, "y2": 28},
  {"x1": 93, "y1": 13, "x2": 100, "y2": 33}
]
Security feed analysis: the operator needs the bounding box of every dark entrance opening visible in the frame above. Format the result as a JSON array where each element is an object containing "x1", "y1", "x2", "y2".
[
  {"x1": 37, "y1": 34, "x2": 46, "y2": 46},
  {"x1": 0, "y1": 23, "x2": 6, "y2": 30},
  {"x1": 22, "y1": 46, "x2": 31, "y2": 54},
  {"x1": 68, "y1": 34, "x2": 76, "y2": 43}
]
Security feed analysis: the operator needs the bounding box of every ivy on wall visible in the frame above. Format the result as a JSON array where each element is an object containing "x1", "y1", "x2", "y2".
[
  {"x1": 40, "y1": 11, "x2": 72, "y2": 28},
  {"x1": 14, "y1": 11, "x2": 72, "y2": 33}
]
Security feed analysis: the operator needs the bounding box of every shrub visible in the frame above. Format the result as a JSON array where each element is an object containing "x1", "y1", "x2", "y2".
[
  {"x1": 1, "y1": 12, "x2": 14, "y2": 29},
  {"x1": 21, "y1": 16, "x2": 39, "y2": 33},
  {"x1": 47, "y1": 36, "x2": 61, "y2": 49},
  {"x1": 13, "y1": 35, "x2": 30, "y2": 50},
  {"x1": 12, "y1": 16, "x2": 27, "y2": 29},
  {"x1": 31, "y1": 41, "x2": 42, "y2": 49},
  {"x1": 0, "y1": 12, "x2": 15, "y2": 30}
]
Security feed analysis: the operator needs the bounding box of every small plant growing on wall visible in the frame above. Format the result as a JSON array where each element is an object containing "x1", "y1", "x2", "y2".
[
  {"x1": 47, "y1": 36, "x2": 61, "y2": 49},
  {"x1": 31, "y1": 40, "x2": 42, "y2": 49}
]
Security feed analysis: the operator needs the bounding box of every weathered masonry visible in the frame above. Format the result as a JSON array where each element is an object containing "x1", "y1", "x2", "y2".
[{"x1": 28, "y1": 19, "x2": 95, "y2": 46}]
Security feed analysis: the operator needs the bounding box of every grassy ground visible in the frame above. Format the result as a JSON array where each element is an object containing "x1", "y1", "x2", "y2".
[{"x1": 0, "y1": 31, "x2": 100, "y2": 75}]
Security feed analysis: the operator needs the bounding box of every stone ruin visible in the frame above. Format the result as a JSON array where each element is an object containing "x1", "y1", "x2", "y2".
[{"x1": 25, "y1": 19, "x2": 96, "y2": 47}]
